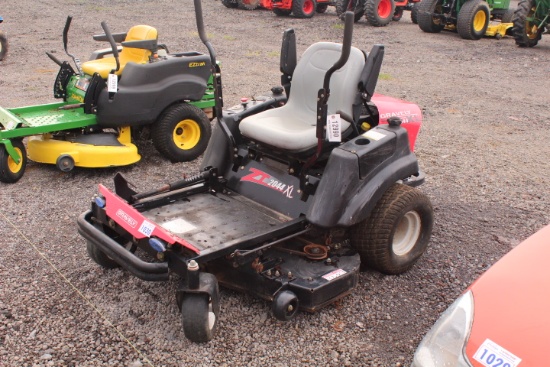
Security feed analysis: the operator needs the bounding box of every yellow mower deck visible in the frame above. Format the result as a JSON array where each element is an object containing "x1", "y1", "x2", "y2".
[{"x1": 27, "y1": 126, "x2": 140, "y2": 169}]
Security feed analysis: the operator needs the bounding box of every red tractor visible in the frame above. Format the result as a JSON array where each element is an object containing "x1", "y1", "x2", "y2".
[
  {"x1": 271, "y1": 0, "x2": 334, "y2": 18},
  {"x1": 336, "y1": 0, "x2": 422, "y2": 26}
]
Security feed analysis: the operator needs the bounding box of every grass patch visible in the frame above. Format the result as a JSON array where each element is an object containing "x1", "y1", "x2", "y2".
[{"x1": 378, "y1": 73, "x2": 393, "y2": 80}]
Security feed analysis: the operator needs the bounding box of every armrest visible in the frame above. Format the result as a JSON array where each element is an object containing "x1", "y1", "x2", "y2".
[{"x1": 93, "y1": 32, "x2": 127, "y2": 43}]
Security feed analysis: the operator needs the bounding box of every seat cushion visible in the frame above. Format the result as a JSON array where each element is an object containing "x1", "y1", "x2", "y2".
[
  {"x1": 81, "y1": 25, "x2": 157, "y2": 79},
  {"x1": 239, "y1": 42, "x2": 365, "y2": 152}
]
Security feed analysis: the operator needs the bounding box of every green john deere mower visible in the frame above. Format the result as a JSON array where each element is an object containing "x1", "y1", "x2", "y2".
[
  {"x1": 0, "y1": 17, "x2": 216, "y2": 183},
  {"x1": 417, "y1": 0, "x2": 515, "y2": 39}
]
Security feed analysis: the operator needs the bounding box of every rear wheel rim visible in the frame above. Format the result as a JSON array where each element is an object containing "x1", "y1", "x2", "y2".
[
  {"x1": 378, "y1": 0, "x2": 392, "y2": 18},
  {"x1": 7, "y1": 147, "x2": 23, "y2": 173},
  {"x1": 526, "y1": 7, "x2": 539, "y2": 39},
  {"x1": 392, "y1": 211, "x2": 422, "y2": 256},
  {"x1": 173, "y1": 119, "x2": 201, "y2": 150},
  {"x1": 473, "y1": 9, "x2": 487, "y2": 32},
  {"x1": 303, "y1": 0, "x2": 314, "y2": 13}
]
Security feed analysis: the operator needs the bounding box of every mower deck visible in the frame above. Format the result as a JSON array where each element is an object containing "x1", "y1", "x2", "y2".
[{"x1": 0, "y1": 103, "x2": 95, "y2": 139}]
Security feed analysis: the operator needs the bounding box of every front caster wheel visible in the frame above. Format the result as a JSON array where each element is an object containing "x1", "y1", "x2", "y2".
[
  {"x1": 351, "y1": 184, "x2": 433, "y2": 275},
  {"x1": 272, "y1": 290, "x2": 299, "y2": 321},
  {"x1": 180, "y1": 273, "x2": 220, "y2": 343}
]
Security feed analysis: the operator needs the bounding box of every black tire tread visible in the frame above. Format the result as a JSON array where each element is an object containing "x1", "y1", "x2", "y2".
[
  {"x1": 181, "y1": 294, "x2": 216, "y2": 343},
  {"x1": 351, "y1": 184, "x2": 433, "y2": 275},
  {"x1": 365, "y1": 0, "x2": 395, "y2": 26},
  {"x1": 0, "y1": 32, "x2": 7, "y2": 61},
  {"x1": 0, "y1": 139, "x2": 26, "y2": 183},
  {"x1": 221, "y1": 0, "x2": 239, "y2": 8},
  {"x1": 292, "y1": 0, "x2": 316, "y2": 18},
  {"x1": 417, "y1": 0, "x2": 445, "y2": 32},
  {"x1": 513, "y1": 0, "x2": 542, "y2": 47},
  {"x1": 151, "y1": 103, "x2": 212, "y2": 162},
  {"x1": 86, "y1": 241, "x2": 120, "y2": 269},
  {"x1": 457, "y1": 0, "x2": 490, "y2": 40}
]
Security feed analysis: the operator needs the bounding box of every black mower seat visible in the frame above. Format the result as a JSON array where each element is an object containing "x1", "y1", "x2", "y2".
[
  {"x1": 239, "y1": 42, "x2": 365, "y2": 152},
  {"x1": 82, "y1": 25, "x2": 158, "y2": 79}
]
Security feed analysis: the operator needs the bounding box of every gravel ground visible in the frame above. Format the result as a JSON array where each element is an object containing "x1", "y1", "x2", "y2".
[{"x1": 1, "y1": 0, "x2": 550, "y2": 366}]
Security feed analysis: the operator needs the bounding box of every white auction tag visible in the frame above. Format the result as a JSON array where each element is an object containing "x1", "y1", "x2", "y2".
[
  {"x1": 107, "y1": 73, "x2": 118, "y2": 93},
  {"x1": 473, "y1": 339, "x2": 522, "y2": 367},
  {"x1": 138, "y1": 220, "x2": 156, "y2": 237},
  {"x1": 327, "y1": 114, "x2": 341, "y2": 142}
]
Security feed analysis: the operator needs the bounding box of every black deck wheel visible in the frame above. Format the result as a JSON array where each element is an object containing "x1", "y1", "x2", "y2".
[
  {"x1": 181, "y1": 279, "x2": 220, "y2": 343},
  {"x1": 56, "y1": 154, "x2": 75, "y2": 172},
  {"x1": 0, "y1": 139, "x2": 27, "y2": 183},
  {"x1": 350, "y1": 184, "x2": 433, "y2": 275},
  {"x1": 272, "y1": 290, "x2": 299, "y2": 321},
  {"x1": 151, "y1": 103, "x2": 212, "y2": 162},
  {"x1": 86, "y1": 240, "x2": 120, "y2": 269},
  {"x1": 86, "y1": 223, "x2": 137, "y2": 269}
]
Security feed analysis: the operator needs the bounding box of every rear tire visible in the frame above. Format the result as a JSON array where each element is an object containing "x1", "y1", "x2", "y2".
[
  {"x1": 513, "y1": 0, "x2": 543, "y2": 47},
  {"x1": 0, "y1": 31, "x2": 7, "y2": 61},
  {"x1": 151, "y1": 103, "x2": 212, "y2": 162},
  {"x1": 221, "y1": 0, "x2": 239, "y2": 8},
  {"x1": 273, "y1": 7, "x2": 293, "y2": 15},
  {"x1": 500, "y1": 8, "x2": 515, "y2": 23},
  {"x1": 316, "y1": 3, "x2": 328, "y2": 12},
  {"x1": 292, "y1": 0, "x2": 317, "y2": 18},
  {"x1": 365, "y1": 0, "x2": 395, "y2": 26},
  {"x1": 392, "y1": 6, "x2": 404, "y2": 21},
  {"x1": 457, "y1": 0, "x2": 490, "y2": 40},
  {"x1": 0, "y1": 140, "x2": 26, "y2": 183},
  {"x1": 336, "y1": 0, "x2": 366, "y2": 22},
  {"x1": 410, "y1": 2, "x2": 419, "y2": 24},
  {"x1": 350, "y1": 184, "x2": 433, "y2": 275},
  {"x1": 417, "y1": 0, "x2": 445, "y2": 33}
]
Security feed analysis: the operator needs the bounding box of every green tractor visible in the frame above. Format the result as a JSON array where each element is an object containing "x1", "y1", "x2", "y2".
[
  {"x1": 417, "y1": 0, "x2": 515, "y2": 40},
  {"x1": 512, "y1": 0, "x2": 550, "y2": 46}
]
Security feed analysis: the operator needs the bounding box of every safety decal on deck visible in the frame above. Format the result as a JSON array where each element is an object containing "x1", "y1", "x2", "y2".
[
  {"x1": 322, "y1": 268, "x2": 347, "y2": 281},
  {"x1": 473, "y1": 339, "x2": 522, "y2": 367},
  {"x1": 160, "y1": 218, "x2": 197, "y2": 234},
  {"x1": 138, "y1": 220, "x2": 156, "y2": 238}
]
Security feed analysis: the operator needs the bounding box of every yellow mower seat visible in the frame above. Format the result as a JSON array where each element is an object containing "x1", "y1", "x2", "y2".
[{"x1": 81, "y1": 25, "x2": 158, "y2": 79}]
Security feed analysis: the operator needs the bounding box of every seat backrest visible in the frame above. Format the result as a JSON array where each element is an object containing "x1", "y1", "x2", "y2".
[
  {"x1": 286, "y1": 42, "x2": 365, "y2": 124},
  {"x1": 119, "y1": 25, "x2": 158, "y2": 65}
]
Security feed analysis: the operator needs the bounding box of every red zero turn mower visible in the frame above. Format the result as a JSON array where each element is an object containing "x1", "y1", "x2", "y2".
[{"x1": 78, "y1": 0, "x2": 433, "y2": 343}]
